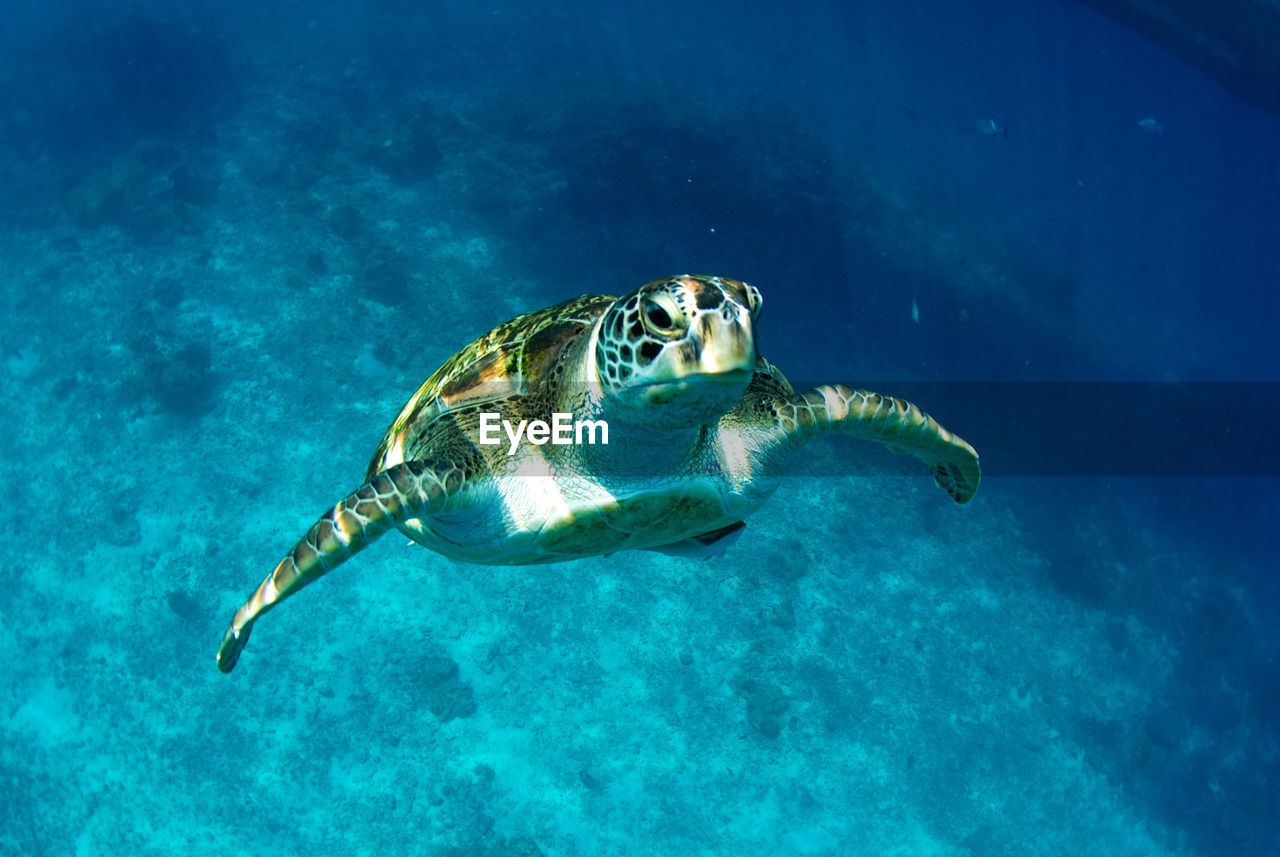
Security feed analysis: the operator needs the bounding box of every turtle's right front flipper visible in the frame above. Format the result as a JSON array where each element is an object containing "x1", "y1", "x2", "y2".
[{"x1": 216, "y1": 460, "x2": 460, "y2": 673}]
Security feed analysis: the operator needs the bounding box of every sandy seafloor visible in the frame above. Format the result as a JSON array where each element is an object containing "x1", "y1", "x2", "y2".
[{"x1": 1, "y1": 2, "x2": 1278, "y2": 856}]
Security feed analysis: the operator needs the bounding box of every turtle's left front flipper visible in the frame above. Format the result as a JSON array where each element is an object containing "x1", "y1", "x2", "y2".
[
  {"x1": 216, "y1": 460, "x2": 460, "y2": 673},
  {"x1": 776, "y1": 385, "x2": 980, "y2": 504}
]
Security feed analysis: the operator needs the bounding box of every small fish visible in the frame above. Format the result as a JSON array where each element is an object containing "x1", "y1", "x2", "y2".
[
  {"x1": 958, "y1": 117, "x2": 1008, "y2": 137},
  {"x1": 911, "y1": 297, "x2": 920, "y2": 323},
  {"x1": 1138, "y1": 116, "x2": 1164, "y2": 135}
]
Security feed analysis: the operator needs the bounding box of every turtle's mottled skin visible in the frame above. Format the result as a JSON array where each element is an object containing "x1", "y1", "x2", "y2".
[{"x1": 217, "y1": 275, "x2": 980, "y2": 673}]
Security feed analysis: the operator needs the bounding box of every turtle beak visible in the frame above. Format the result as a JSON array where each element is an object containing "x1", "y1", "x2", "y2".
[
  {"x1": 692, "y1": 303, "x2": 756, "y2": 379},
  {"x1": 637, "y1": 311, "x2": 755, "y2": 411}
]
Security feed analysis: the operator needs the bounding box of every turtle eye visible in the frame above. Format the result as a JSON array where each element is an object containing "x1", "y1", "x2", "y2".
[
  {"x1": 745, "y1": 284, "x2": 763, "y2": 319},
  {"x1": 645, "y1": 302, "x2": 672, "y2": 329},
  {"x1": 641, "y1": 298, "x2": 682, "y2": 337}
]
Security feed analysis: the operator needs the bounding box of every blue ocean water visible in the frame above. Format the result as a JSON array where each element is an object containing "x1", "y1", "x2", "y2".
[{"x1": 1, "y1": 0, "x2": 1277, "y2": 854}]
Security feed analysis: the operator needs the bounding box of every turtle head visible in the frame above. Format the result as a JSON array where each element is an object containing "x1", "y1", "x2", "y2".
[{"x1": 593, "y1": 275, "x2": 761, "y2": 425}]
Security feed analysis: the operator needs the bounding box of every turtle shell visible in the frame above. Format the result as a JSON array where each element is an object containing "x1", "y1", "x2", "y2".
[{"x1": 365, "y1": 293, "x2": 615, "y2": 478}]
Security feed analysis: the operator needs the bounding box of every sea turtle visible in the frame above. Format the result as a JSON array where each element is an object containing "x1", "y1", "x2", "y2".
[{"x1": 217, "y1": 275, "x2": 980, "y2": 672}]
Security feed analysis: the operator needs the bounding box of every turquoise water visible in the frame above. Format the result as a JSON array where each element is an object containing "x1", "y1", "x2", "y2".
[{"x1": 1, "y1": 2, "x2": 1277, "y2": 855}]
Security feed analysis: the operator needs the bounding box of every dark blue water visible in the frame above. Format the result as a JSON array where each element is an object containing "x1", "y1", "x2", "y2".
[{"x1": 1, "y1": 1, "x2": 1276, "y2": 854}]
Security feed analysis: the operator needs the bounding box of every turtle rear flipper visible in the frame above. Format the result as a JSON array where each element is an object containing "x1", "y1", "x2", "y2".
[
  {"x1": 775, "y1": 385, "x2": 980, "y2": 504},
  {"x1": 216, "y1": 460, "x2": 463, "y2": 673},
  {"x1": 646, "y1": 520, "x2": 747, "y2": 559}
]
